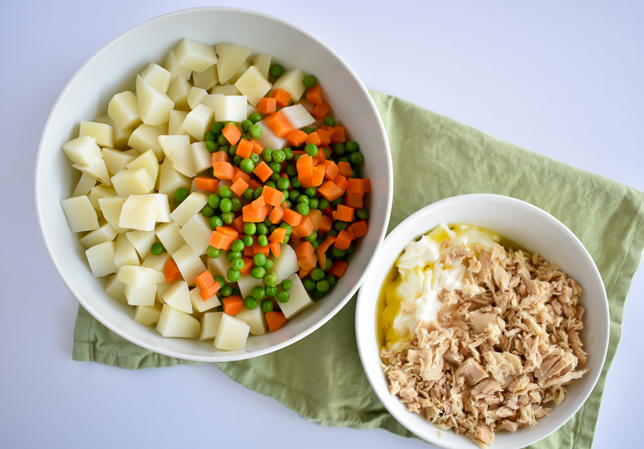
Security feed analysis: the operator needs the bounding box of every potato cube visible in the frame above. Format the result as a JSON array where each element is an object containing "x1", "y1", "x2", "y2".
[
  {"x1": 163, "y1": 280, "x2": 193, "y2": 314},
  {"x1": 200, "y1": 94, "x2": 220, "y2": 110},
  {"x1": 114, "y1": 233, "x2": 140, "y2": 268},
  {"x1": 72, "y1": 159, "x2": 111, "y2": 186},
  {"x1": 158, "y1": 134, "x2": 195, "y2": 178},
  {"x1": 253, "y1": 53, "x2": 271, "y2": 79},
  {"x1": 107, "y1": 91, "x2": 141, "y2": 130},
  {"x1": 126, "y1": 149, "x2": 159, "y2": 184},
  {"x1": 169, "y1": 191, "x2": 208, "y2": 227},
  {"x1": 237, "y1": 274, "x2": 264, "y2": 300},
  {"x1": 62, "y1": 135, "x2": 103, "y2": 166},
  {"x1": 142, "y1": 252, "x2": 170, "y2": 272},
  {"x1": 125, "y1": 283, "x2": 157, "y2": 307},
  {"x1": 167, "y1": 76, "x2": 191, "y2": 110},
  {"x1": 88, "y1": 185, "x2": 116, "y2": 211},
  {"x1": 191, "y1": 141, "x2": 212, "y2": 174},
  {"x1": 163, "y1": 48, "x2": 192, "y2": 81},
  {"x1": 117, "y1": 265, "x2": 165, "y2": 288},
  {"x1": 200, "y1": 312, "x2": 223, "y2": 340},
  {"x1": 187, "y1": 86, "x2": 208, "y2": 110},
  {"x1": 213, "y1": 95, "x2": 247, "y2": 123},
  {"x1": 235, "y1": 65, "x2": 272, "y2": 107},
  {"x1": 182, "y1": 104, "x2": 214, "y2": 141},
  {"x1": 85, "y1": 240, "x2": 118, "y2": 277},
  {"x1": 157, "y1": 159, "x2": 191, "y2": 199},
  {"x1": 155, "y1": 222, "x2": 186, "y2": 254},
  {"x1": 134, "y1": 303, "x2": 163, "y2": 326},
  {"x1": 156, "y1": 281, "x2": 170, "y2": 303},
  {"x1": 79, "y1": 121, "x2": 114, "y2": 148},
  {"x1": 140, "y1": 62, "x2": 172, "y2": 93},
  {"x1": 111, "y1": 167, "x2": 155, "y2": 197},
  {"x1": 255, "y1": 120, "x2": 286, "y2": 155},
  {"x1": 71, "y1": 172, "x2": 97, "y2": 197},
  {"x1": 172, "y1": 244, "x2": 207, "y2": 286},
  {"x1": 278, "y1": 273, "x2": 314, "y2": 319},
  {"x1": 156, "y1": 304, "x2": 201, "y2": 338},
  {"x1": 179, "y1": 214, "x2": 211, "y2": 255},
  {"x1": 102, "y1": 148, "x2": 136, "y2": 175},
  {"x1": 211, "y1": 85, "x2": 241, "y2": 96},
  {"x1": 207, "y1": 255, "x2": 231, "y2": 279},
  {"x1": 168, "y1": 110, "x2": 189, "y2": 136},
  {"x1": 236, "y1": 306, "x2": 267, "y2": 336},
  {"x1": 189, "y1": 287, "x2": 220, "y2": 313},
  {"x1": 97, "y1": 196, "x2": 128, "y2": 233},
  {"x1": 272, "y1": 68, "x2": 307, "y2": 101},
  {"x1": 136, "y1": 75, "x2": 174, "y2": 126},
  {"x1": 119, "y1": 195, "x2": 157, "y2": 231},
  {"x1": 61, "y1": 196, "x2": 99, "y2": 232},
  {"x1": 192, "y1": 65, "x2": 219, "y2": 90},
  {"x1": 214, "y1": 313, "x2": 250, "y2": 351},
  {"x1": 104, "y1": 274, "x2": 127, "y2": 304},
  {"x1": 280, "y1": 104, "x2": 316, "y2": 130},
  {"x1": 124, "y1": 230, "x2": 156, "y2": 259},
  {"x1": 79, "y1": 220, "x2": 117, "y2": 248},
  {"x1": 128, "y1": 124, "x2": 164, "y2": 160},
  {"x1": 174, "y1": 38, "x2": 218, "y2": 73},
  {"x1": 215, "y1": 42, "x2": 252, "y2": 84}
]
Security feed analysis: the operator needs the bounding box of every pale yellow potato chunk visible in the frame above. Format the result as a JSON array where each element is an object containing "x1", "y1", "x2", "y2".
[
  {"x1": 107, "y1": 91, "x2": 141, "y2": 130},
  {"x1": 79, "y1": 121, "x2": 114, "y2": 148},
  {"x1": 140, "y1": 62, "x2": 171, "y2": 93},
  {"x1": 235, "y1": 65, "x2": 271, "y2": 107},
  {"x1": 215, "y1": 313, "x2": 250, "y2": 351},
  {"x1": 61, "y1": 196, "x2": 99, "y2": 233},
  {"x1": 215, "y1": 42, "x2": 252, "y2": 84},
  {"x1": 156, "y1": 304, "x2": 201, "y2": 338},
  {"x1": 85, "y1": 240, "x2": 118, "y2": 278}
]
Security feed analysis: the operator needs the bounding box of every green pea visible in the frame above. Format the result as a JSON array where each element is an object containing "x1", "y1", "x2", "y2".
[
  {"x1": 284, "y1": 164, "x2": 297, "y2": 177},
  {"x1": 233, "y1": 155, "x2": 243, "y2": 166},
  {"x1": 326, "y1": 229, "x2": 338, "y2": 237},
  {"x1": 323, "y1": 116, "x2": 336, "y2": 127},
  {"x1": 242, "y1": 235, "x2": 253, "y2": 247},
  {"x1": 272, "y1": 149, "x2": 286, "y2": 163},
  {"x1": 249, "y1": 112, "x2": 262, "y2": 123},
  {"x1": 281, "y1": 279, "x2": 293, "y2": 291},
  {"x1": 269, "y1": 161, "x2": 281, "y2": 174},
  {"x1": 218, "y1": 145, "x2": 229, "y2": 155},
  {"x1": 290, "y1": 177, "x2": 301, "y2": 189},
  {"x1": 250, "y1": 153, "x2": 261, "y2": 165},
  {"x1": 151, "y1": 242, "x2": 164, "y2": 255},
  {"x1": 334, "y1": 221, "x2": 349, "y2": 231},
  {"x1": 244, "y1": 296, "x2": 258, "y2": 310},
  {"x1": 261, "y1": 299, "x2": 274, "y2": 313},
  {"x1": 229, "y1": 239, "x2": 243, "y2": 252},
  {"x1": 227, "y1": 268, "x2": 241, "y2": 283},
  {"x1": 231, "y1": 258, "x2": 245, "y2": 271},
  {"x1": 349, "y1": 151, "x2": 364, "y2": 165},
  {"x1": 323, "y1": 147, "x2": 331, "y2": 158},
  {"x1": 356, "y1": 208, "x2": 368, "y2": 220},
  {"x1": 254, "y1": 187, "x2": 264, "y2": 199},
  {"x1": 264, "y1": 259, "x2": 273, "y2": 271},
  {"x1": 311, "y1": 240, "x2": 319, "y2": 250},
  {"x1": 318, "y1": 198, "x2": 330, "y2": 210},
  {"x1": 261, "y1": 148, "x2": 273, "y2": 162},
  {"x1": 241, "y1": 119, "x2": 252, "y2": 132},
  {"x1": 297, "y1": 195, "x2": 309, "y2": 204},
  {"x1": 303, "y1": 75, "x2": 317, "y2": 88},
  {"x1": 251, "y1": 266, "x2": 266, "y2": 279},
  {"x1": 263, "y1": 218, "x2": 273, "y2": 227},
  {"x1": 280, "y1": 222, "x2": 293, "y2": 235},
  {"x1": 206, "y1": 246, "x2": 221, "y2": 258},
  {"x1": 297, "y1": 202, "x2": 309, "y2": 216},
  {"x1": 269, "y1": 64, "x2": 284, "y2": 78},
  {"x1": 303, "y1": 279, "x2": 316, "y2": 291},
  {"x1": 211, "y1": 122, "x2": 224, "y2": 134},
  {"x1": 283, "y1": 147, "x2": 294, "y2": 160},
  {"x1": 230, "y1": 198, "x2": 241, "y2": 212},
  {"x1": 221, "y1": 211, "x2": 235, "y2": 224},
  {"x1": 265, "y1": 181, "x2": 277, "y2": 189},
  {"x1": 206, "y1": 140, "x2": 217, "y2": 152},
  {"x1": 218, "y1": 134, "x2": 228, "y2": 145},
  {"x1": 325, "y1": 274, "x2": 337, "y2": 287},
  {"x1": 251, "y1": 286, "x2": 266, "y2": 300},
  {"x1": 220, "y1": 198, "x2": 232, "y2": 213},
  {"x1": 204, "y1": 131, "x2": 215, "y2": 141},
  {"x1": 276, "y1": 177, "x2": 290, "y2": 191},
  {"x1": 214, "y1": 275, "x2": 226, "y2": 286},
  {"x1": 208, "y1": 194, "x2": 221, "y2": 209},
  {"x1": 324, "y1": 258, "x2": 333, "y2": 271},
  {"x1": 253, "y1": 253, "x2": 267, "y2": 267},
  {"x1": 201, "y1": 205, "x2": 215, "y2": 217},
  {"x1": 305, "y1": 143, "x2": 319, "y2": 157},
  {"x1": 313, "y1": 289, "x2": 325, "y2": 299},
  {"x1": 309, "y1": 198, "x2": 319, "y2": 209},
  {"x1": 174, "y1": 187, "x2": 189, "y2": 203},
  {"x1": 256, "y1": 223, "x2": 268, "y2": 235},
  {"x1": 219, "y1": 184, "x2": 232, "y2": 198},
  {"x1": 346, "y1": 243, "x2": 356, "y2": 254},
  {"x1": 301, "y1": 126, "x2": 313, "y2": 135},
  {"x1": 210, "y1": 215, "x2": 223, "y2": 230},
  {"x1": 249, "y1": 124, "x2": 262, "y2": 139},
  {"x1": 243, "y1": 188, "x2": 255, "y2": 202},
  {"x1": 240, "y1": 158, "x2": 254, "y2": 174},
  {"x1": 333, "y1": 143, "x2": 346, "y2": 156},
  {"x1": 346, "y1": 141, "x2": 359, "y2": 153},
  {"x1": 242, "y1": 222, "x2": 255, "y2": 235},
  {"x1": 219, "y1": 284, "x2": 233, "y2": 297},
  {"x1": 316, "y1": 279, "x2": 330, "y2": 292},
  {"x1": 331, "y1": 198, "x2": 343, "y2": 206},
  {"x1": 276, "y1": 291, "x2": 290, "y2": 303},
  {"x1": 226, "y1": 250, "x2": 241, "y2": 262},
  {"x1": 304, "y1": 231, "x2": 318, "y2": 242},
  {"x1": 288, "y1": 190, "x2": 300, "y2": 202},
  {"x1": 264, "y1": 272, "x2": 278, "y2": 286},
  {"x1": 304, "y1": 187, "x2": 317, "y2": 198},
  {"x1": 228, "y1": 145, "x2": 237, "y2": 157},
  {"x1": 231, "y1": 287, "x2": 242, "y2": 297},
  {"x1": 332, "y1": 247, "x2": 346, "y2": 258},
  {"x1": 258, "y1": 235, "x2": 269, "y2": 247}
]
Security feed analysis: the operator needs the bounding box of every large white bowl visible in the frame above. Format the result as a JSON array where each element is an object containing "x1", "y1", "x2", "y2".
[
  {"x1": 35, "y1": 7, "x2": 392, "y2": 362},
  {"x1": 356, "y1": 194, "x2": 609, "y2": 448}
]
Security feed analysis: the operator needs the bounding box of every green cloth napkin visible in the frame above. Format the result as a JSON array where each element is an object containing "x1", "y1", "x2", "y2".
[{"x1": 73, "y1": 91, "x2": 644, "y2": 448}]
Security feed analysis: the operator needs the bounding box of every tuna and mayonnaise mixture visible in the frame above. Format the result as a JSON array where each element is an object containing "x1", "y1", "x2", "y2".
[{"x1": 379, "y1": 224, "x2": 588, "y2": 447}]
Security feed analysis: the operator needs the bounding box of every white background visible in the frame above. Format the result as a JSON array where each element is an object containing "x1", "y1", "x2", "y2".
[{"x1": 1, "y1": 1, "x2": 642, "y2": 448}]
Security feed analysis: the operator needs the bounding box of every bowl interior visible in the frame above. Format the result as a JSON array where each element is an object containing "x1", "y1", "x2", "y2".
[
  {"x1": 355, "y1": 194, "x2": 609, "y2": 449},
  {"x1": 36, "y1": 7, "x2": 392, "y2": 361}
]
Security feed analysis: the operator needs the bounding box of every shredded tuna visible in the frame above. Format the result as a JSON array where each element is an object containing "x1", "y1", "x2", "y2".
[{"x1": 380, "y1": 244, "x2": 588, "y2": 447}]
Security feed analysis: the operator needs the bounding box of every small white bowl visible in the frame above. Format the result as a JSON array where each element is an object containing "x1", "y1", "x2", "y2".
[
  {"x1": 355, "y1": 194, "x2": 609, "y2": 448},
  {"x1": 35, "y1": 7, "x2": 392, "y2": 361}
]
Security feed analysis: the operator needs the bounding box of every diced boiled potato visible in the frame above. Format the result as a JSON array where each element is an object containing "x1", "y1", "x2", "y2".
[
  {"x1": 237, "y1": 274, "x2": 264, "y2": 299},
  {"x1": 150, "y1": 193, "x2": 171, "y2": 223},
  {"x1": 104, "y1": 274, "x2": 127, "y2": 304},
  {"x1": 62, "y1": 135, "x2": 103, "y2": 166},
  {"x1": 136, "y1": 75, "x2": 174, "y2": 126},
  {"x1": 156, "y1": 281, "x2": 170, "y2": 303},
  {"x1": 174, "y1": 38, "x2": 218, "y2": 73},
  {"x1": 125, "y1": 230, "x2": 156, "y2": 259},
  {"x1": 228, "y1": 60, "x2": 251, "y2": 85},
  {"x1": 178, "y1": 214, "x2": 212, "y2": 256},
  {"x1": 207, "y1": 254, "x2": 231, "y2": 278},
  {"x1": 235, "y1": 65, "x2": 272, "y2": 107},
  {"x1": 200, "y1": 312, "x2": 223, "y2": 340},
  {"x1": 215, "y1": 43, "x2": 252, "y2": 84},
  {"x1": 72, "y1": 159, "x2": 111, "y2": 186},
  {"x1": 107, "y1": 91, "x2": 141, "y2": 130},
  {"x1": 236, "y1": 306, "x2": 267, "y2": 336},
  {"x1": 163, "y1": 280, "x2": 193, "y2": 314},
  {"x1": 182, "y1": 104, "x2": 214, "y2": 141},
  {"x1": 155, "y1": 222, "x2": 186, "y2": 254},
  {"x1": 191, "y1": 142, "x2": 212, "y2": 174},
  {"x1": 140, "y1": 62, "x2": 171, "y2": 93},
  {"x1": 126, "y1": 149, "x2": 159, "y2": 184},
  {"x1": 134, "y1": 303, "x2": 163, "y2": 326},
  {"x1": 168, "y1": 110, "x2": 189, "y2": 136},
  {"x1": 79, "y1": 219, "x2": 117, "y2": 248},
  {"x1": 112, "y1": 126, "x2": 133, "y2": 150},
  {"x1": 102, "y1": 148, "x2": 137, "y2": 175},
  {"x1": 278, "y1": 273, "x2": 314, "y2": 319},
  {"x1": 253, "y1": 53, "x2": 271, "y2": 79},
  {"x1": 295, "y1": 98, "x2": 315, "y2": 113},
  {"x1": 85, "y1": 240, "x2": 118, "y2": 277},
  {"x1": 142, "y1": 252, "x2": 170, "y2": 272},
  {"x1": 88, "y1": 185, "x2": 116, "y2": 211},
  {"x1": 156, "y1": 304, "x2": 201, "y2": 338},
  {"x1": 119, "y1": 195, "x2": 157, "y2": 231},
  {"x1": 272, "y1": 68, "x2": 307, "y2": 101},
  {"x1": 192, "y1": 65, "x2": 218, "y2": 90},
  {"x1": 172, "y1": 244, "x2": 207, "y2": 286},
  {"x1": 157, "y1": 158, "x2": 191, "y2": 199},
  {"x1": 214, "y1": 313, "x2": 250, "y2": 351},
  {"x1": 61, "y1": 196, "x2": 99, "y2": 232},
  {"x1": 189, "y1": 287, "x2": 220, "y2": 313},
  {"x1": 187, "y1": 87, "x2": 208, "y2": 110},
  {"x1": 128, "y1": 124, "x2": 164, "y2": 160},
  {"x1": 71, "y1": 172, "x2": 97, "y2": 197},
  {"x1": 163, "y1": 48, "x2": 192, "y2": 81},
  {"x1": 200, "y1": 94, "x2": 221, "y2": 110},
  {"x1": 169, "y1": 191, "x2": 208, "y2": 227},
  {"x1": 246, "y1": 104, "x2": 258, "y2": 118},
  {"x1": 167, "y1": 76, "x2": 191, "y2": 110},
  {"x1": 256, "y1": 119, "x2": 286, "y2": 150},
  {"x1": 125, "y1": 283, "x2": 157, "y2": 306},
  {"x1": 280, "y1": 104, "x2": 316, "y2": 129},
  {"x1": 214, "y1": 95, "x2": 247, "y2": 123},
  {"x1": 111, "y1": 167, "x2": 155, "y2": 196},
  {"x1": 211, "y1": 85, "x2": 241, "y2": 96},
  {"x1": 114, "y1": 233, "x2": 140, "y2": 268},
  {"x1": 158, "y1": 134, "x2": 196, "y2": 178},
  {"x1": 117, "y1": 265, "x2": 165, "y2": 288},
  {"x1": 271, "y1": 244, "x2": 299, "y2": 283},
  {"x1": 97, "y1": 196, "x2": 128, "y2": 233},
  {"x1": 79, "y1": 121, "x2": 114, "y2": 148}
]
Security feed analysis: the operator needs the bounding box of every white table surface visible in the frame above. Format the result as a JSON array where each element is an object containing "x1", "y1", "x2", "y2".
[{"x1": 1, "y1": 1, "x2": 642, "y2": 447}]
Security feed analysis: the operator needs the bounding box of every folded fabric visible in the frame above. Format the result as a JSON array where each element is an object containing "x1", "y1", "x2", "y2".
[{"x1": 73, "y1": 91, "x2": 644, "y2": 448}]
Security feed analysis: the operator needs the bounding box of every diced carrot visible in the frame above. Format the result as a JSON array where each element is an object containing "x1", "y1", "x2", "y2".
[
  {"x1": 337, "y1": 161, "x2": 353, "y2": 178},
  {"x1": 334, "y1": 230, "x2": 353, "y2": 250},
  {"x1": 293, "y1": 217, "x2": 315, "y2": 237},
  {"x1": 269, "y1": 205, "x2": 284, "y2": 224},
  {"x1": 212, "y1": 151, "x2": 229, "y2": 163},
  {"x1": 243, "y1": 245, "x2": 254, "y2": 257},
  {"x1": 223, "y1": 295, "x2": 243, "y2": 315},
  {"x1": 194, "y1": 270, "x2": 217, "y2": 295},
  {"x1": 232, "y1": 167, "x2": 251, "y2": 185},
  {"x1": 230, "y1": 177, "x2": 249, "y2": 197},
  {"x1": 311, "y1": 101, "x2": 331, "y2": 120},
  {"x1": 194, "y1": 177, "x2": 219, "y2": 192},
  {"x1": 334, "y1": 174, "x2": 348, "y2": 193},
  {"x1": 253, "y1": 161, "x2": 273, "y2": 183},
  {"x1": 265, "y1": 311, "x2": 287, "y2": 332},
  {"x1": 282, "y1": 208, "x2": 303, "y2": 227},
  {"x1": 296, "y1": 154, "x2": 313, "y2": 178},
  {"x1": 257, "y1": 97, "x2": 277, "y2": 115},
  {"x1": 242, "y1": 203, "x2": 270, "y2": 222},
  {"x1": 240, "y1": 257, "x2": 254, "y2": 276},
  {"x1": 335, "y1": 204, "x2": 355, "y2": 222},
  {"x1": 200, "y1": 281, "x2": 221, "y2": 301},
  {"x1": 216, "y1": 226, "x2": 239, "y2": 238},
  {"x1": 322, "y1": 160, "x2": 339, "y2": 180},
  {"x1": 307, "y1": 209, "x2": 323, "y2": 229},
  {"x1": 248, "y1": 178, "x2": 262, "y2": 190},
  {"x1": 213, "y1": 161, "x2": 234, "y2": 180},
  {"x1": 319, "y1": 215, "x2": 333, "y2": 234},
  {"x1": 298, "y1": 253, "x2": 317, "y2": 271},
  {"x1": 271, "y1": 88, "x2": 291, "y2": 108},
  {"x1": 287, "y1": 129, "x2": 307, "y2": 147},
  {"x1": 265, "y1": 110, "x2": 294, "y2": 138},
  {"x1": 296, "y1": 241, "x2": 314, "y2": 260},
  {"x1": 232, "y1": 215, "x2": 246, "y2": 234},
  {"x1": 315, "y1": 147, "x2": 327, "y2": 162},
  {"x1": 289, "y1": 233, "x2": 302, "y2": 245},
  {"x1": 163, "y1": 259, "x2": 181, "y2": 283},
  {"x1": 328, "y1": 260, "x2": 348, "y2": 278},
  {"x1": 317, "y1": 236, "x2": 336, "y2": 270},
  {"x1": 317, "y1": 128, "x2": 331, "y2": 146},
  {"x1": 269, "y1": 227, "x2": 287, "y2": 243},
  {"x1": 317, "y1": 181, "x2": 344, "y2": 201},
  {"x1": 330, "y1": 126, "x2": 346, "y2": 143},
  {"x1": 347, "y1": 178, "x2": 365, "y2": 195},
  {"x1": 311, "y1": 165, "x2": 325, "y2": 187},
  {"x1": 208, "y1": 229, "x2": 237, "y2": 250},
  {"x1": 362, "y1": 178, "x2": 371, "y2": 193},
  {"x1": 268, "y1": 241, "x2": 281, "y2": 258},
  {"x1": 306, "y1": 84, "x2": 323, "y2": 105},
  {"x1": 305, "y1": 132, "x2": 321, "y2": 146},
  {"x1": 349, "y1": 220, "x2": 369, "y2": 238},
  {"x1": 222, "y1": 122, "x2": 241, "y2": 145},
  {"x1": 250, "y1": 138, "x2": 264, "y2": 154},
  {"x1": 344, "y1": 192, "x2": 364, "y2": 209},
  {"x1": 261, "y1": 185, "x2": 284, "y2": 207},
  {"x1": 251, "y1": 196, "x2": 266, "y2": 210},
  {"x1": 252, "y1": 241, "x2": 270, "y2": 257},
  {"x1": 236, "y1": 138, "x2": 254, "y2": 159}
]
